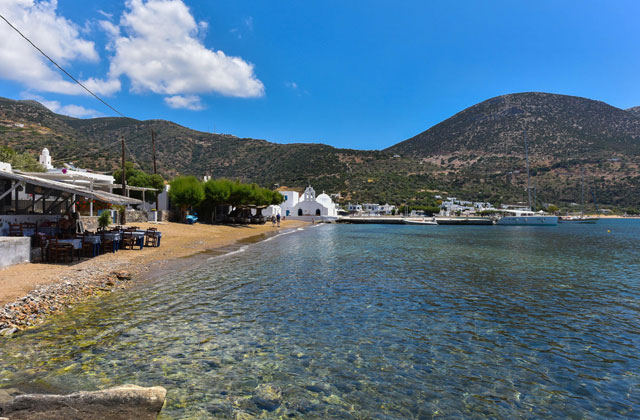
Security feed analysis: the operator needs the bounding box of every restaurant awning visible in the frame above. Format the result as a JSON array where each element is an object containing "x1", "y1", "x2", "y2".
[{"x1": 0, "y1": 170, "x2": 142, "y2": 206}]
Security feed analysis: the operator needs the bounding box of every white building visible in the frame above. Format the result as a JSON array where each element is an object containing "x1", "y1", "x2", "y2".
[
  {"x1": 23, "y1": 148, "x2": 162, "y2": 214},
  {"x1": 293, "y1": 186, "x2": 337, "y2": 218},
  {"x1": 276, "y1": 186, "x2": 338, "y2": 220},
  {"x1": 262, "y1": 204, "x2": 281, "y2": 217},
  {"x1": 440, "y1": 197, "x2": 496, "y2": 216},
  {"x1": 38, "y1": 148, "x2": 53, "y2": 170},
  {"x1": 279, "y1": 191, "x2": 300, "y2": 217},
  {"x1": 347, "y1": 203, "x2": 363, "y2": 213}
]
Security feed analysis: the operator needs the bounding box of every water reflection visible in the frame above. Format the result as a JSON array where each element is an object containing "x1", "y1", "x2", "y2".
[{"x1": 1, "y1": 220, "x2": 640, "y2": 419}]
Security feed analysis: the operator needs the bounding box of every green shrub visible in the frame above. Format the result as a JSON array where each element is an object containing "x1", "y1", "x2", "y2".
[{"x1": 98, "y1": 210, "x2": 112, "y2": 229}]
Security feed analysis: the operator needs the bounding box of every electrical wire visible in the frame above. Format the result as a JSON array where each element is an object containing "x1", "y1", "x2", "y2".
[
  {"x1": 0, "y1": 12, "x2": 157, "y2": 174},
  {"x1": 124, "y1": 141, "x2": 144, "y2": 170},
  {"x1": 0, "y1": 12, "x2": 126, "y2": 118}
]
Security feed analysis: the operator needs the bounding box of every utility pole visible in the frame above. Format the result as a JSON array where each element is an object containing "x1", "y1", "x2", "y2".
[
  {"x1": 121, "y1": 136, "x2": 127, "y2": 225},
  {"x1": 151, "y1": 129, "x2": 159, "y2": 211}
]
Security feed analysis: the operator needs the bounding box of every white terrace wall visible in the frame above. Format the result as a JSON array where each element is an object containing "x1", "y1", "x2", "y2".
[{"x1": 0, "y1": 237, "x2": 30, "y2": 268}]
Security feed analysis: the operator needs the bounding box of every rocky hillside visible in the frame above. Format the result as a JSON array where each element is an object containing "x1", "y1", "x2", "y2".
[
  {"x1": 1, "y1": 93, "x2": 639, "y2": 208},
  {"x1": 628, "y1": 106, "x2": 640, "y2": 117},
  {"x1": 0, "y1": 96, "x2": 435, "y2": 205},
  {"x1": 388, "y1": 93, "x2": 640, "y2": 158},
  {"x1": 387, "y1": 93, "x2": 640, "y2": 207}
]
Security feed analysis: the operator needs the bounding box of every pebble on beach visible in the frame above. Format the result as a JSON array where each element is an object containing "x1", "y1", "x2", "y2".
[{"x1": 0, "y1": 268, "x2": 135, "y2": 337}]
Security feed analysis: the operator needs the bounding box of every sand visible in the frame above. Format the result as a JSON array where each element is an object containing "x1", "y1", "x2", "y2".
[{"x1": 0, "y1": 220, "x2": 307, "y2": 306}]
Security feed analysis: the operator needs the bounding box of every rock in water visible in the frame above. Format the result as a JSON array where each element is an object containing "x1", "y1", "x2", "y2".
[
  {"x1": 0, "y1": 384, "x2": 166, "y2": 420},
  {"x1": 252, "y1": 384, "x2": 282, "y2": 411}
]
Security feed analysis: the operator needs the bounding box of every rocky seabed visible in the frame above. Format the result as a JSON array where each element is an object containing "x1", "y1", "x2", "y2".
[{"x1": 0, "y1": 267, "x2": 135, "y2": 337}]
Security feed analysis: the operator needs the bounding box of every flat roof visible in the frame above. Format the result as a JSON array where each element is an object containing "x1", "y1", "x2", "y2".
[{"x1": 0, "y1": 170, "x2": 142, "y2": 206}]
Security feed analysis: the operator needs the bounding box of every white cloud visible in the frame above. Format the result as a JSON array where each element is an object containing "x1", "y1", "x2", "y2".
[
  {"x1": 23, "y1": 93, "x2": 102, "y2": 118},
  {"x1": 106, "y1": 0, "x2": 264, "y2": 105},
  {"x1": 97, "y1": 10, "x2": 113, "y2": 19},
  {"x1": 0, "y1": 0, "x2": 111, "y2": 95},
  {"x1": 98, "y1": 19, "x2": 120, "y2": 39},
  {"x1": 164, "y1": 95, "x2": 204, "y2": 111},
  {"x1": 0, "y1": 0, "x2": 264, "y2": 111},
  {"x1": 285, "y1": 81, "x2": 308, "y2": 96},
  {"x1": 82, "y1": 76, "x2": 121, "y2": 96}
]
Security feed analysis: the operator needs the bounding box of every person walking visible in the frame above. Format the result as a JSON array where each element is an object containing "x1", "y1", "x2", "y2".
[
  {"x1": 276, "y1": 213, "x2": 281, "y2": 227},
  {"x1": 271, "y1": 215, "x2": 276, "y2": 226}
]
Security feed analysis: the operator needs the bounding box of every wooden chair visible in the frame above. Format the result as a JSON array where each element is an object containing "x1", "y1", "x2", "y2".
[
  {"x1": 8, "y1": 223, "x2": 23, "y2": 237},
  {"x1": 121, "y1": 232, "x2": 137, "y2": 250},
  {"x1": 48, "y1": 238, "x2": 73, "y2": 263},
  {"x1": 100, "y1": 232, "x2": 115, "y2": 253},
  {"x1": 77, "y1": 234, "x2": 95, "y2": 258},
  {"x1": 144, "y1": 229, "x2": 159, "y2": 247}
]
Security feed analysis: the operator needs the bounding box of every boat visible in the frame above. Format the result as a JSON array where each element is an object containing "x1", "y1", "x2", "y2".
[
  {"x1": 496, "y1": 209, "x2": 558, "y2": 225},
  {"x1": 435, "y1": 216, "x2": 494, "y2": 225},
  {"x1": 495, "y1": 131, "x2": 558, "y2": 226},
  {"x1": 403, "y1": 218, "x2": 438, "y2": 225}
]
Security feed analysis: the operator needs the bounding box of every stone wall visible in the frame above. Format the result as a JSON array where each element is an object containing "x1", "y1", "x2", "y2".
[
  {"x1": 0, "y1": 237, "x2": 30, "y2": 269},
  {"x1": 79, "y1": 216, "x2": 99, "y2": 232},
  {"x1": 125, "y1": 209, "x2": 149, "y2": 224}
]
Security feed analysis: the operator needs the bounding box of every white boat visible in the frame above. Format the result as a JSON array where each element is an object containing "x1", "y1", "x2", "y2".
[
  {"x1": 496, "y1": 209, "x2": 558, "y2": 226},
  {"x1": 403, "y1": 218, "x2": 438, "y2": 225}
]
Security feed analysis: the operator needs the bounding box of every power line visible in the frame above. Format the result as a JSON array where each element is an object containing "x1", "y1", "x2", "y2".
[
  {"x1": 124, "y1": 141, "x2": 143, "y2": 170},
  {"x1": 0, "y1": 12, "x2": 126, "y2": 118}
]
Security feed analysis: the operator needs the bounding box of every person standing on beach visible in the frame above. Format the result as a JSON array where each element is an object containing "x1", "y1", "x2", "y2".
[{"x1": 276, "y1": 213, "x2": 281, "y2": 227}]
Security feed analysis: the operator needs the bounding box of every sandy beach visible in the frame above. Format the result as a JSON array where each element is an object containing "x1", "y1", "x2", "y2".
[{"x1": 0, "y1": 220, "x2": 307, "y2": 306}]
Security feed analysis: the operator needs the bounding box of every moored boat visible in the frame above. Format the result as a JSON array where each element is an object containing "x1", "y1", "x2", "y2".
[
  {"x1": 435, "y1": 217, "x2": 494, "y2": 225},
  {"x1": 496, "y1": 210, "x2": 558, "y2": 226},
  {"x1": 403, "y1": 218, "x2": 438, "y2": 225}
]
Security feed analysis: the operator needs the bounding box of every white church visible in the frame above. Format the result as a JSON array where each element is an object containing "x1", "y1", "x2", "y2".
[{"x1": 264, "y1": 186, "x2": 338, "y2": 221}]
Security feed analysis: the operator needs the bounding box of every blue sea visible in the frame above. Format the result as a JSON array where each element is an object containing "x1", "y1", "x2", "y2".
[{"x1": 1, "y1": 220, "x2": 639, "y2": 419}]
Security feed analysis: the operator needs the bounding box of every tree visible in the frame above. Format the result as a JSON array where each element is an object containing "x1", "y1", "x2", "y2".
[
  {"x1": 201, "y1": 178, "x2": 234, "y2": 222},
  {"x1": 0, "y1": 146, "x2": 44, "y2": 172},
  {"x1": 546, "y1": 204, "x2": 559, "y2": 214},
  {"x1": 169, "y1": 176, "x2": 204, "y2": 222},
  {"x1": 98, "y1": 210, "x2": 112, "y2": 229},
  {"x1": 113, "y1": 162, "x2": 164, "y2": 202}
]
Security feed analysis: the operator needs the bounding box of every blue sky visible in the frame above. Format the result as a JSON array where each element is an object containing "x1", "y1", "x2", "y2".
[{"x1": 0, "y1": 0, "x2": 638, "y2": 150}]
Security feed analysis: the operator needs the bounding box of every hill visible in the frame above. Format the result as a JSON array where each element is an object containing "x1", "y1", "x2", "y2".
[
  {"x1": 1, "y1": 93, "x2": 639, "y2": 209},
  {"x1": 627, "y1": 106, "x2": 640, "y2": 117},
  {"x1": 387, "y1": 92, "x2": 640, "y2": 207},
  {"x1": 0, "y1": 96, "x2": 438, "y2": 205}
]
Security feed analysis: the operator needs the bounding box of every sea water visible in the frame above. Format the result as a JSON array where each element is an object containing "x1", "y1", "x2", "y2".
[{"x1": 1, "y1": 220, "x2": 639, "y2": 419}]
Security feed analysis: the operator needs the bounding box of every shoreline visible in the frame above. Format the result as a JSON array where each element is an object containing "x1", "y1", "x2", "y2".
[{"x1": 0, "y1": 220, "x2": 308, "y2": 336}]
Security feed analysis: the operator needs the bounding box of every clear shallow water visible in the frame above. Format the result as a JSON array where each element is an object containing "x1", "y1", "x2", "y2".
[{"x1": 1, "y1": 220, "x2": 640, "y2": 419}]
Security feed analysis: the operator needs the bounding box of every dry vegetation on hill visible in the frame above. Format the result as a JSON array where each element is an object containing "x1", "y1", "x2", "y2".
[{"x1": 1, "y1": 93, "x2": 639, "y2": 209}]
